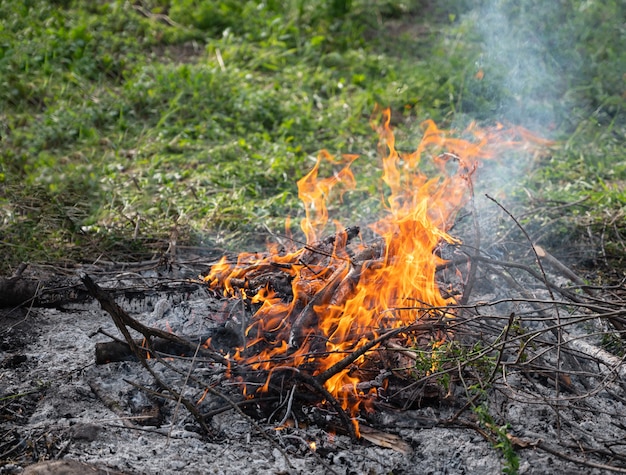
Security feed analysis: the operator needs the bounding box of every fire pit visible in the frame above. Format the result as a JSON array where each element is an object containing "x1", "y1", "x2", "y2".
[{"x1": 2, "y1": 110, "x2": 626, "y2": 474}]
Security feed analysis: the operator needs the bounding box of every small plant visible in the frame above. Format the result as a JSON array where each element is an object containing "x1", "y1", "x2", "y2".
[
  {"x1": 601, "y1": 332, "x2": 626, "y2": 357},
  {"x1": 473, "y1": 401, "x2": 520, "y2": 475}
]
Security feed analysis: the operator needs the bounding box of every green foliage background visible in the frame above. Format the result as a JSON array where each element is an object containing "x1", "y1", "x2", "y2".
[{"x1": 0, "y1": 0, "x2": 624, "y2": 271}]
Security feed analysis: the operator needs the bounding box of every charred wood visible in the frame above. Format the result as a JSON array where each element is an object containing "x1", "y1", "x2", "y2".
[
  {"x1": 94, "y1": 329, "x2": 231, "y2": 364},
  {"x1": 81, "y1": 274, "x2": 229, "y2": 366},
  {"x1": 300, "y1": 226, "x2": 360, "y2": 265},
  {"x1": 0, "y1": 275, "x2": 90, "y2": 308},
  {"x1": 288, "y1": 262, "x2": 349, "y2": 348},
  {"x1": 0, "y1": 272, "x2": 204, "y2": 309}
]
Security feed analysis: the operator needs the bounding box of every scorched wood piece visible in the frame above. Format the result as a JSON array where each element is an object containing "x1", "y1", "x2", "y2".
[
  {"x1": 300, "y1": 225, "x2": 360, "y2": 265},
  {"x1": 228, "y1": 270, "x2": 293, "y2": 298},
  {"x1": 0, "y1": 269, "x2": 204, "y2": 309},
  {"x1": 96, "y1": 324, "x2": 242, "y2": 364},
  {"x1": 288, "y1": 262, "x2": 350, "y2": 348},
  {"x1": 95, "y1": 332, "x2": 216, "y2": 364},
  {"x1": 351, "y1": 238, "x2": 385, "y2": 263},
  {"x1": 0, "y1": 275, "x2": 90, "y2": 308},
  {"x1": 327, "y1": 259, "x2": 386, "y2": 307}
]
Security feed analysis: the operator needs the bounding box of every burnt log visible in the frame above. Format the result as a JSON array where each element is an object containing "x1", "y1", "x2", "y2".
[
  {"x1": 95, "y1": 326, "x2": 241, "y2": 364},
  {"x1": 95, "y1": 336, "x2": 202, "y2": 364},
  {"x1": 0, "y1": 275, "x2": 89, "y2": 308},
  {"x1": 0, "y1": 271, "x2": 206, "y2": 310},
  {"x1": 0, "y1": 276, "x2": 40, "y2": 307}
]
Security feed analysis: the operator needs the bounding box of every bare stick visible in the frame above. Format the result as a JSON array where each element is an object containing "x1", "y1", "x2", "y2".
[
  {"x1": 460, "y1": 193, "x2": 480, "y2": 305},
  {"x1": 533, "y1": 245, "x2": 590, "y2": 290}
]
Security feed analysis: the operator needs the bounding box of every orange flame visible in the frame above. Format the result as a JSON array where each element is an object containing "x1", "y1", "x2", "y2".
[{"x1": 203, "y1": 108, "x2": 548, "y2": 432}]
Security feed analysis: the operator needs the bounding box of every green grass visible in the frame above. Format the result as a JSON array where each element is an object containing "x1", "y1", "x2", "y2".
[{"x1": 0, "y1": 0, "x2": 624, "y2": 272}]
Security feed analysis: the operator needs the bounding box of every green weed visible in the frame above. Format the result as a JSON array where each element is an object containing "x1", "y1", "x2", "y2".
[{"x1": 473, "y1": 402, "x2": 520, "y2": 475}]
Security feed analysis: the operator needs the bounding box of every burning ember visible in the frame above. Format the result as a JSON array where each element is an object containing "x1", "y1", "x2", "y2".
[{"x1": 202, "y1": 108, "x2": 545, "y2": 434}]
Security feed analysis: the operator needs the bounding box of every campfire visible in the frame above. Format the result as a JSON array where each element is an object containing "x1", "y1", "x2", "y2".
[
  {"x1": 79, "y1": 108, "x2": 551, "y2": 442},
  {"x1": 193, "y1": 108, "x2": 548, "y2": 436}
]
